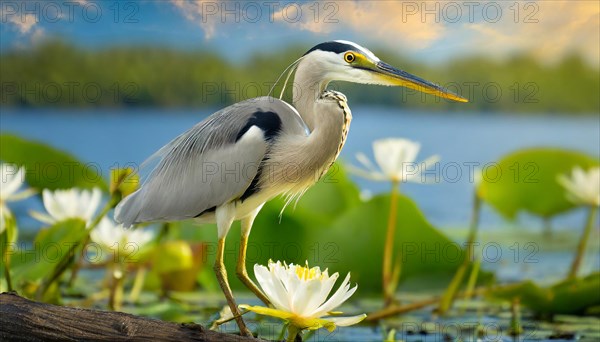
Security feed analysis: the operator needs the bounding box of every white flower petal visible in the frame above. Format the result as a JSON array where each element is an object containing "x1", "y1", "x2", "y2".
[
  {"x1": 327, "y1": 314, "x2": 366, "y2": 327},
  {"x1": 29, "y1": 210, "x2": 57, "y2": 225},
  {"x1": 83, "y1": 188, "x2": 102, "y2": 222},
  {"x1": 254, "y1": 264, "x2": 290, "y2": 311},
  {"x1": 312, "y1": 273, "x2": 356, "y2": 318},
  {"x1": 373, "y1": 139, "x2": 401, "y2": 176},
  {"x1": 303, "y1": 272, "x2": 339, "y2": 316},
  {"x1": 38, "y1": 188, "x2": 104, "y2": 226},
  {"x1": 355, "y1": 153, "x2": 378, "y2": 173},
  {"x1": 8, "y1": 188, "x2": 36, "y2": 202},
  {"x1": 420, "y1": 155, "x2": 441, "y2": 170},
  {"x1": 379, "y1": 139, "x2": 420, "y2": 176},
  {"x1": 558, "y1": 166, "x2": 600, "y2": 207},
  {"x1": 401, "y1": 141, "x2": 420, "y2": 166},
  {"x1": 91, "y1": 217, "x2": 153, "y2": 256},
  {"x1": 346, "y1": 165, "x2": 387, "y2": 182},
  {"x1": 250, "y1": 261, "x2": 364, "y2": 330},
  {"x1": 42, "y1": 189, "x2": 64, "y2": 221},
  {"x1": 1, "y1": 165, "x2": 25, "y2": 198},
  {"x1": 292, "y1": 277, "x2": 322, "y2": 316}
]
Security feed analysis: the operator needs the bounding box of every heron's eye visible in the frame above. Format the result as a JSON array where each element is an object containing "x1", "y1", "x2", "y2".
[{"x1": 344, "y1": 52, "x2": 355, "y2": 63}]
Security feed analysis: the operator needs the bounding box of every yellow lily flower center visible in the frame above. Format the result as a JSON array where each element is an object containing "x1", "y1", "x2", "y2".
[{"x1": 294, "y1": 263, "x2": 324, "y2": 281}]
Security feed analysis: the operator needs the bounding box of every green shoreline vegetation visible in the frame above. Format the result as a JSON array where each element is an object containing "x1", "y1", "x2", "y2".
[{"x1": 1, "y1": 41, "x2": 598, "y2": 114}]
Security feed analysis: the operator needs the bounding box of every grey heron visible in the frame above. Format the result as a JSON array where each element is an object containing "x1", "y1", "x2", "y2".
[{"x1": 115, "y1": 40, "x2": 467, "y2": 336}]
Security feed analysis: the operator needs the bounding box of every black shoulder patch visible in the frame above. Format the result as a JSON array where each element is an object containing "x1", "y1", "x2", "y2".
[
  {"x1": 194, "y1": 206, "x2": 215, "y2": 218},
  {"x1": 239, "y1": 163, "x2": 264, "y2": 202},
  {"x1": 236, "y1": 111, "x2": 282, "y2": 142},
  {"x1": 303, "y1": 41, "x2": 359, "y2": 56}
]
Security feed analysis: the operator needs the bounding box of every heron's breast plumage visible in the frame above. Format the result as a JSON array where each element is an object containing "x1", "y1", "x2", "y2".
[
  {"x1": 254, "y1": 91, "x2": 352, "y2": 203},
  {"x1": 321, "y1": 90, "x2": 352, "y2": 175}
]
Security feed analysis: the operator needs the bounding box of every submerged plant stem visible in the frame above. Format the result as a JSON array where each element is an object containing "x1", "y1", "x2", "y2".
[
  {"x1": 383, "y1": 180, "x2": 399, "y2": 306},
  {"x1": 128, "y1": 267, "x2": 147, "y2": 303},
  {"x1": 3, "y1": 256, "x2": 12, "y2": 291},
  {"x1": 286, "y1": 325, "x2": 300, "y2": 342},
  {"x1": 568, "y1": 206, "x2": 598, "y2": 279},
  {"x1": 464, "y1": 257, "x2": 481, "y2": 300},
  {"x1": 108, "y1": 264, "x2": 124, "y2": 311},
  {"x1": 2, "y1": 216, "x2": 17, "y2": 291},
  {"x1": 68, "y1": 202, "x2": 114, "y2": 286},
  {"x1": 438, "y1": 191, "x2": 481, "y2": 315}
]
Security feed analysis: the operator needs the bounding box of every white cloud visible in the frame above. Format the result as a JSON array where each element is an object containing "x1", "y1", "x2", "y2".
[
  {"x1": 171, "y1": 0, "x2": 599, "y2": 66},
  {"x1": 170, "y1": 0, "x2": 222, "y2": 39},
  {"x1": 7, "y1": 13, "x2": 38, "y2": 34},
  {"x1": 464, "y1": 1, "x2": 599, "y2": 65},
  {"x1": 272, "y1": 1, "x2": 446, "y2": 50},
  {"x1": 1, "y1": 8, "x2": 45, "y2": 46}
]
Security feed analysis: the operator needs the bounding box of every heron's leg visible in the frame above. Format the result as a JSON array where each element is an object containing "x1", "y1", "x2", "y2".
[
  {"x1": 214, "y1": 205, "x2": 253, "y2": 337},
  {"x1": 236, "y1": 206, "x2": 271, "y2": 306}
]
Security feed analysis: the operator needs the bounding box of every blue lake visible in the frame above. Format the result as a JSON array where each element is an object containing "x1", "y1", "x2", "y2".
[{"x1": 1, "y1": 107, "x2": 599, "y2": 232}]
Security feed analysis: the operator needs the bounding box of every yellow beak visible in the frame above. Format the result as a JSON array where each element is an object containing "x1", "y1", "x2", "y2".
[{"x1": 375, "y1": 61, "x2": 468, "y2": 103}]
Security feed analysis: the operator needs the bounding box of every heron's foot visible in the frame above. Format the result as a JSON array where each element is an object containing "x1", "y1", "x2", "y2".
[
  {"x1": 214, "y1": 264, "x2": 254, "y2": 337},
  {"x1": 236, "y1": 269, "x2": 272, "y2": 307}
]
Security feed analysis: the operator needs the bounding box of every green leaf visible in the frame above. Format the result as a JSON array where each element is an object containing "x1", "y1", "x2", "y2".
[
  {"x1": 258, "y1": 163, "x2": 361, "y2": 227},
  {"x1": 0, "y1": 134, "x2": 107, "y2": 191},
  {"x1": 488, "y1": 273, "x2": 600, "y2": 315},
  {"x1": 125, "y1": 300, "x2": 192, "y2": 323},
  {"x1": 0, "y1": 214, "x2": 18, "y2": 290},
  {"x1": 1, "y1": 213, "x2": 18, "y2": 260},
  {"x1": 279, "y1": 163, "x2": 362, "y2": 224},
  {"x1": 308, "y1": 194, "x2": 465, "y2": 294},
  {"x1": 10, "y1": 219, "x2": 87, "y2": 289},
  {"x1": 478, "y1": 148, "x2": 599, "y2": 219}
]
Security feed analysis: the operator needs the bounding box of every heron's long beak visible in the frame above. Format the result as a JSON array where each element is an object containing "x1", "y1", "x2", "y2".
[{"x1": 375, "y1": 61, "x2": 468, "y2": 103}]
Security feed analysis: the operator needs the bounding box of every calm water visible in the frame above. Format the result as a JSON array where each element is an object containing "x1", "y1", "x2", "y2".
[{"x1": 2, "y1": 107, "x2": 598, "y2": 231}]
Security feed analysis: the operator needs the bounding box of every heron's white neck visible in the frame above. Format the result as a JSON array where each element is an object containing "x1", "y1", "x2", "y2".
[
  {"x1": 286, "y1": 57, "x2": 350, "y2": 184},
  {"x1": 292, "y1": 58, "x2": 331, "y2": 132}
]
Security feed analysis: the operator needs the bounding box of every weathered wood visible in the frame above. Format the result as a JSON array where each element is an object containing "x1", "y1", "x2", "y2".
[{"x1": 0, "y1": 292, "x2": 258, "y2": 341}]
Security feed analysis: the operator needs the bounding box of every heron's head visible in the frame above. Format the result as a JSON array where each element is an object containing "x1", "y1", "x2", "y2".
[{"x1": 302, "y1": 40, "x2": 467, "y2": 103}]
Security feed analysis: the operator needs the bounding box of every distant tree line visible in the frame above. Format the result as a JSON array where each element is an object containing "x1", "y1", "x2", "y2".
[{"x1": 1, "y1": 41, "x2": 598, "y2": 114}]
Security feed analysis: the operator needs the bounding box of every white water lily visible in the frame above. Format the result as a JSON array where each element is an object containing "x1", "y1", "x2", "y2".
[
  {"x1": 240, "y1": 260, "x2": 366, "y2": 332},
  {"x1": 30, "y1": 187, "x2": 102, "y2": 226},
  {"x1": 90, "y1": 217, "x2": 154, "y2": 260},
  {"x1": 557, "y1": 166, "x2": 600, "y2": 207},
  {"x1": 1, "y1": 164, "x2": 35, "y2": 233},
  {"x1": 349, "y1": 138, "x2": 440, "y2": 183},
  {"x1": 210, "y1": 305, "x2": 235, "y2": 330}
]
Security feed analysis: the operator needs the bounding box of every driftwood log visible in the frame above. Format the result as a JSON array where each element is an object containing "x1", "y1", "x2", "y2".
[{"x1": 0, "y1": 292, "x2": 259, "y2": 341}]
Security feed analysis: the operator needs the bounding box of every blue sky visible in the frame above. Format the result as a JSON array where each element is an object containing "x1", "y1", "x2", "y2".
[{"x1": 1, "y1": 1, "x2": 598, "y2": 66}]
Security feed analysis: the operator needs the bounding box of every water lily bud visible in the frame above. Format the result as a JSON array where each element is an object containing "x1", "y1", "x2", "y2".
[
  {"x1": 153, "y1": 240, "x2": 203, "y2": 292},
  {"x1": 110, "y1": 168, "x2": 139, "y2": 200},
  {"x1": 153, "y1": 240, "x2": 194, "y2": 274}
]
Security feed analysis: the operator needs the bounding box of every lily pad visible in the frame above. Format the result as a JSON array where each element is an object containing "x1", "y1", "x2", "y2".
[
  {"x1": 309, "y1": 193, "x2": 465, "y2": 294},
  {"x1": 477, "y1": 148, "x2": 599, "y2": 220},
  {"x1": 10, "y1": 219, "x2": 87, "y2": 291},
  {"x1": 0, "y1": 134, "x2": 107, "y2": 191},
  {"x1": 488, "y1": 272, "x2": 600, "y2": 316}
]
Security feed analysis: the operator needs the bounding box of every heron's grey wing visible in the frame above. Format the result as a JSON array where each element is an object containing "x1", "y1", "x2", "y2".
[{"x1": 114, "y1": 97, "x2": 306, "y2": 227}]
